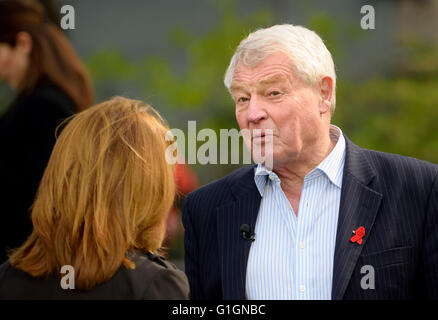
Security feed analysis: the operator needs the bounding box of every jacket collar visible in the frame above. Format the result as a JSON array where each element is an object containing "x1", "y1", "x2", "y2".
[{"x1": 331, "y1": 136, "x2": 382, "y2": 299}]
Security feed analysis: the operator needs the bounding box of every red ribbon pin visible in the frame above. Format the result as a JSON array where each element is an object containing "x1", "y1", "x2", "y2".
[{"x1": 350, "y1": 226, "x2": 365, "y2": 245}]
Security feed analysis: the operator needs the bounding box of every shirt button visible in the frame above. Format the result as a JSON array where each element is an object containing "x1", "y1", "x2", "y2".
[
  {"x1": 300, "y1": 242, "x2": 305, "y2": 249},
  {"x1": 300, "y1": 285, "x2": 305, "y2": 293}
]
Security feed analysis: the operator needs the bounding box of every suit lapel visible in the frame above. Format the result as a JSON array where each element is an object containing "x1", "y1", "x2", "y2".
[
  {"x1": 216, "y1": 165, "x2": 261, "y2": 299},
  {"x1": 331, "y1": 137, "x2": 383, "y2": 300}
]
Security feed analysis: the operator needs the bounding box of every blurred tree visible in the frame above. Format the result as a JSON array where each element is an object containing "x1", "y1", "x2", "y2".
[
  {"x1": 333, "y1": 37, "x2": 438, "y2": 163},
  {"x1": 304, "y1": 12, "x2": 438, "y2": 164}
]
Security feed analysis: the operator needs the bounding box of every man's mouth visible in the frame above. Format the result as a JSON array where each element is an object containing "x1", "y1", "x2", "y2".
[
  {"x1": 252, "y1": 130, "x2": 273, "y2": 138},
  {"x1": 251, "y1": 130, "x2": 274, "y2": 143}
]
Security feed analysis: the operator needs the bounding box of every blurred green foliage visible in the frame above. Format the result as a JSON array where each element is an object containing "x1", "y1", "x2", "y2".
[
  {"x1": 333, "y1": 38, "x2": 438, "y2": 163},
  {"x1": 85, "y1": 2, "x2": 438, "y2": 188},
  {"x1": 309, "y1": 13, "x2": 438, "y2": 163}
]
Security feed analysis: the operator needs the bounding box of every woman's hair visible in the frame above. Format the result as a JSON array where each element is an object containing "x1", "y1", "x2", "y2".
[
  {"x1": 0, "y1": 0, "x2": 93, "y2": 112},
  {"x1": 9, "y1": 97, "x2": 176, "y2": 291},
  {"x1": 224, "y1": 24, "x2": 337, "y2": 115}
]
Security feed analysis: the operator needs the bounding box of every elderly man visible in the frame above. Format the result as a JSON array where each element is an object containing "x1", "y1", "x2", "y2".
[{"x1": 182, "y1": 24, "x2": 438, "y2": 300}]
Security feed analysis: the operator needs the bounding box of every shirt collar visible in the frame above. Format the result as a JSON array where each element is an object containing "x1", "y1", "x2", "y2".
[
  {"x1": 254, "y1": 125, "x2": 346, "y2": 197},
  {"x1": 314, "y1": 125, "x2": 346, "y2": 188},
  {"x1": 254, "y1": 163, "x2": 273, "y2": 197}
]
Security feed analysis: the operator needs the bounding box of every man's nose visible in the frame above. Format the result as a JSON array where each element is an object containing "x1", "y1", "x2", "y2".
[{"x1": 247, "y1": 96, "x2": 267, "y2": 123}]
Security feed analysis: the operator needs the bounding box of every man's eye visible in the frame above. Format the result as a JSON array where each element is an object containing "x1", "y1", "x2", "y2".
[
  {"x1": 269, "y1": 91, "x2": 281, "y2": 96},
  {"x1": 237, "y1": 97, "x2": 249, "y2": 103}
]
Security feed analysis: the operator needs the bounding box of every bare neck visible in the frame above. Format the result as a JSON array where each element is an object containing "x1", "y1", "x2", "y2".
[{"x1": 274, "y1": 132, "x2": 336, "y2": 196}]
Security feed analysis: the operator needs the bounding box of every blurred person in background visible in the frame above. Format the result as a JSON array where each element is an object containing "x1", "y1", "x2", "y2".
[
  {"x1": 0, "y1": 97, "x2": 189, "y2": 299},
  {"x1": 0, "y1": 0, "x2": 93, "y2": 263}
]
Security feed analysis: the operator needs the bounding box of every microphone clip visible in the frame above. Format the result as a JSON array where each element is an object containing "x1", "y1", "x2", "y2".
[{"x1": 240, "y1": 224, "x2": 255, "y2": 242}]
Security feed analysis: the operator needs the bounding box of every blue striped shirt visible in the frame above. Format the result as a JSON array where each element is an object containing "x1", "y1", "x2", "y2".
[{"x1": 246, "y1": 125, "x2": 346, "y2": 300}]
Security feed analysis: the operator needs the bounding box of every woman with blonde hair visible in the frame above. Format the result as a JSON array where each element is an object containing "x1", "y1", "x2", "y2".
[{"x1": 0, "y1": 97, "x2": 189, "y2": 299}]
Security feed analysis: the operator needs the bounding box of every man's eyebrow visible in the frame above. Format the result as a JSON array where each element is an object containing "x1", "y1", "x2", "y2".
[{"x1": 230, "y1": 74, "x2": 289, "y2": 92}]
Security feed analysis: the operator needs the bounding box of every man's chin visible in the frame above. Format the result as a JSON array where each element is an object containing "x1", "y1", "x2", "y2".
[{"x1": 251, "y1": 153, "x2": 274, "y2": 170}]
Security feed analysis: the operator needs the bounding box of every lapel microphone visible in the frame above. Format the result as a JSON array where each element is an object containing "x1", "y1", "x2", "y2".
[{"x1": 240, "y1": 224, "x2": 255, "y2": 241}]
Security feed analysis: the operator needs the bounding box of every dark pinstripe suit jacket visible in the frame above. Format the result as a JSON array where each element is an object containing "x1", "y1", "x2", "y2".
[{"x1": 183, "y1": 136, "x2": 438, "y2": 300}]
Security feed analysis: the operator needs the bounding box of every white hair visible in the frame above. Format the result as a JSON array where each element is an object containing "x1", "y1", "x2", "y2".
[{"x1": 224, "y1": 24, "x2": 337, "y2": 114}]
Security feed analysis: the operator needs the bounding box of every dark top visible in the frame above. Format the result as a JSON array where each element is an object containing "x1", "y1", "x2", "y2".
[
  {"x1": 0, "y1": 81, "x2": 75, "y2": 263},
  {"x1": 0, "y1": 251, "x2": 189, "y2": 299}
]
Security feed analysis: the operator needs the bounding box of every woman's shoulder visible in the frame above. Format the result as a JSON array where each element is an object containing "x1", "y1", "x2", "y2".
[
  {"x1": 0, "y1": 82, "x2": 74, "y2": 128},
  {"x1": 129, "y1": 251, "x2": 178, "y2": 271},
  {"x1": 0, "y1": 253, "x2": 189, "y2": 300},
  {"x1": 0, "y1": 260, "x2": 54, "y2": 299},
  {"x1": 124, "y1": 250, "x2": 185, "y2": 282},
  {"x1": 121, "y1": 251, "x2": 189, "y2": 299},
  {"x1": 22, "y1": 81, "x2": 76, "y2": 114}
]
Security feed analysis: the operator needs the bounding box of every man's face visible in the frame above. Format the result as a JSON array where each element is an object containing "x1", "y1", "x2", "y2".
[{"x1": 230, "y1": 52, "x2": 325, "y2": 168}]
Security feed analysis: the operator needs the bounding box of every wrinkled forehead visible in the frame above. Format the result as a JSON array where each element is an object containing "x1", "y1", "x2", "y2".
[{"x1": 230, "y1": 53, "x2": 296, "y2": 91}]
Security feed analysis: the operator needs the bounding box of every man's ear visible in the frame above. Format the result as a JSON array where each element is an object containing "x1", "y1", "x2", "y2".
[
  {"x1": 319, "y1": 76, "x2": 334, "y2": 115},
  {"x1": 15, "y1": 32, "x2": 32, "y2": 55}
]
